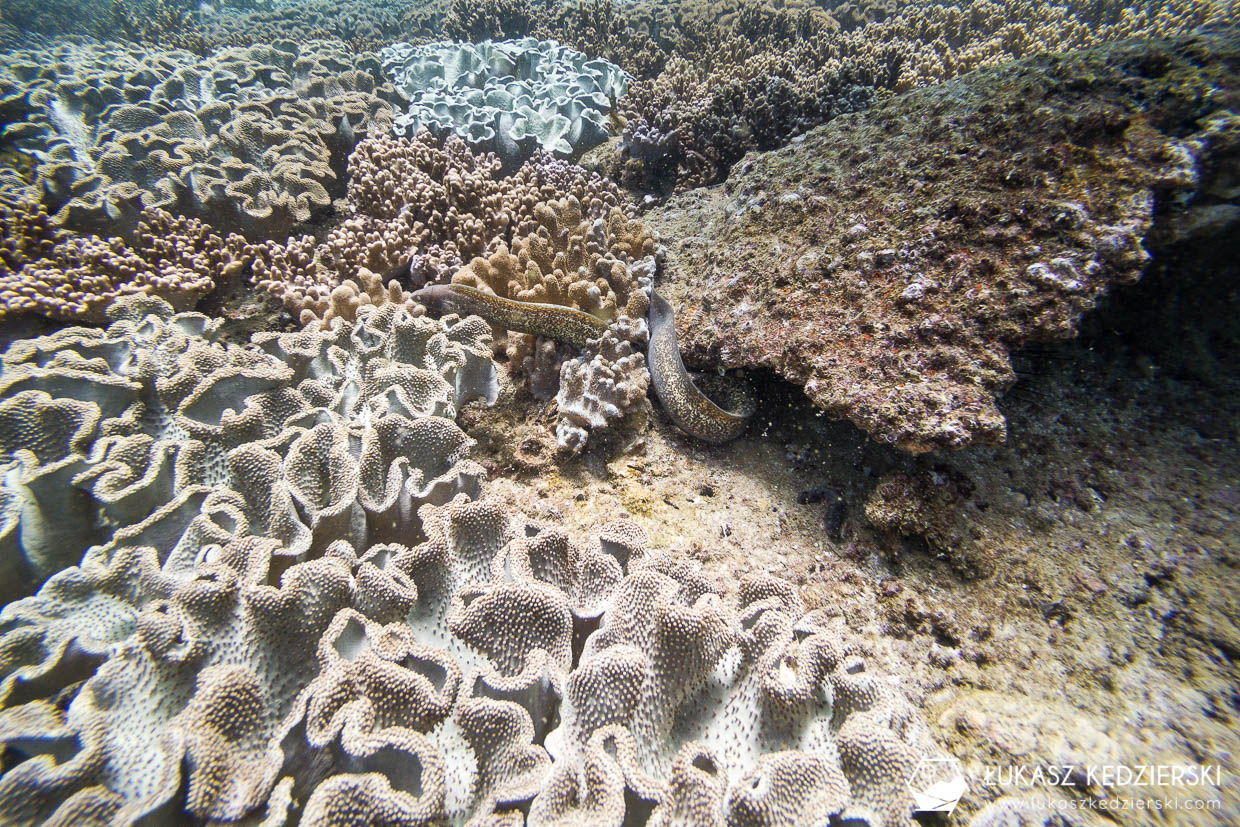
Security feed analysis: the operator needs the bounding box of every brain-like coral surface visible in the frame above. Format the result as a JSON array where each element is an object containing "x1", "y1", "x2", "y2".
[
  {"x1": 646, "y1": 28, "x2": 1240, "y2": 453},
  {"x1": 380, "y1": 37, "x2": 630, "y2": 169},
  {"x1": 0, "y1": 291, "x2": 954, "y2": 824},
  {"x1": 0, "y1": 38, "x2": 403, "y2": 237},
  {"x1": 0, "y1": 293, "x2": 498, "y2": 601}
]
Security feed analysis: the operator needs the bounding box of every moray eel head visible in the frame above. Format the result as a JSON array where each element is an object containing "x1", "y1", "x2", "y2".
[{"x1": 411, "y1": 284, "x2": 454, "y2": 311}]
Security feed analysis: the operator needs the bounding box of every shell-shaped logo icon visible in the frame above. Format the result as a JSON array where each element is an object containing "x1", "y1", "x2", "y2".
[{"x1": 908, "y1": 754, "x2": 968, "y2": 815}]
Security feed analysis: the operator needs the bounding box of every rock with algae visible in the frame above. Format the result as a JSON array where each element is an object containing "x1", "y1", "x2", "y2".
[{"x1": 645, "y1": 28, "x2": 1240, "y2": 453}]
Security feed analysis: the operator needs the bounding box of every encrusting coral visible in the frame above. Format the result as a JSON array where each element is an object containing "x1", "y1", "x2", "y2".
[{"x1": 646, "y1": 27, "x2": 1240, "y2": 453}]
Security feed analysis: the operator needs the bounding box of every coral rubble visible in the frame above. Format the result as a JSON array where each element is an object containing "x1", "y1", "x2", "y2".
[{"x1": 646, "y1": 28, "x2": 1240, "y2": 452}]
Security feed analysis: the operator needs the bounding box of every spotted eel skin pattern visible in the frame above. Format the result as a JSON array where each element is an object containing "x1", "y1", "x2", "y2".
[{"x1": 415, "y1": 283, "x2": 752, "y2": 442}]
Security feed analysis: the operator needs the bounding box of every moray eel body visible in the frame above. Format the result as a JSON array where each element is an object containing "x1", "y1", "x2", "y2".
[
  {"x1": 414, "y1": 283, "x2": 753, "y2": 443},
  {"x1": 412, "y1": 284, "x2": 608, "y2": 349},
  {"x1": 647, "y1": 290, "x2": 753, "y2": 443}
]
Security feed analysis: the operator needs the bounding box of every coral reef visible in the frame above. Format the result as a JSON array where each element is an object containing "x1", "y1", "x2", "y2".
[
  {"x1": 190, "y1": 0, "x2": 436, "y2": 54},
  {"x1": 499, "y1": 0, "x2": 1229, "y2": 190},
  {"x1": 0, "y1": 0, "x2": 437, "y2": 54},
  {"x1": 379, "y1": 37, "x2": 630, "y2": 169},
  {"x1": 554, "y1": 327, "x2": 651, "y2": 453},
  {"x1": 1, "y1": 202, "x2": 250, "y2": 322},
  {"x1": 645, "y1": 28, "x2": 1240, "y2": 452},
  {"x1": 0, "y1": 38, "x2": 402, "y2": 237},
  {"x1": 252, "y1": 132, "x2": 630, "y2": 327},
  {"x1": 0, "y1": 294, "x2": 955, "y2": 823},
  {"x1": 0, "y1": 294, "x2": 497, "y2": 601},
  {"x1": 450, "y1": 194, "x2": 658, "y2": 450}
]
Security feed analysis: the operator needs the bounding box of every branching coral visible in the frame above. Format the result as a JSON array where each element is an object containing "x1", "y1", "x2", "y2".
[
  {"x1": 449, "y1": 194, "x2": 659, "y2": 451},
  {"x1": 562, "y1": 0, "x2": 1233, "y2": 189},
  {"x1": 0, "y1": 198, "x2": 250, "y2": 322},
  {"x1": 252, "y1": 132, "x2": 630, "y2": 328}
]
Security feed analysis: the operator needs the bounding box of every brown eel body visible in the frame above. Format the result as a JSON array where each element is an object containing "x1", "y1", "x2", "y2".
[
  {"x1": 412, "y1": 284, "x2": 607, "y2": 349},
  {"x1": 414, "y1": 283, "x2": 753, "y2": 443}
]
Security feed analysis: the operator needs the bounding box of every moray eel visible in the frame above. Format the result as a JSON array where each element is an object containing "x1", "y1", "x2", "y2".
[
  {"x1": 647, "y1": 290, "x2": 753, "y2": 443},
  {"x1": 412, "y1": 284, "x2": 608, "y2": 349},
  {"x1": 414, "y1": 283, "x2": 754, "y2": 443}
]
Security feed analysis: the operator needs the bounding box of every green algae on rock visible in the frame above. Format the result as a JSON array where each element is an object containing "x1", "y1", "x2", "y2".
[{"x1": 645, "y1": 27, "x2": 1240, "y2": 453}]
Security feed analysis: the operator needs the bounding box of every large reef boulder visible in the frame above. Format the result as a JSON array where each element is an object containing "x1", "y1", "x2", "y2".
[{"x1": 646, "y1": 27, "x2": 1240, "y2": 453}]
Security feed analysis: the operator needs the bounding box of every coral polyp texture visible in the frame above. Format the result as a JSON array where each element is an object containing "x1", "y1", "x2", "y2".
[
  {"x1": 449, "y1": 194, "x2": 659, "y2": 450},
  {"x1": 379, "y1": 37, "x2": 630, "y2": 169},
  {"x1": 646, "y1": 28, "x2": 1240, "y2": 453},
  {"x1": 252, "y1": 131, "x2": 631, "y2": 328},
  {"x1": 0, "y1": 38, "x2": 403, "y2": 237},
  {"x1": 0, "y1": 293, "x2": 953, "y2": 824},
  {"x1": 1, "y1": 196, "x2": 250, "y2": 322}
]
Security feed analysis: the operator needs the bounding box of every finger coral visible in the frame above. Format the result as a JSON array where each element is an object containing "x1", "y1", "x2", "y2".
[
  {"x1": 252, "y1": 131, "x2": 630, "y2": 329},
  {"x1": 0, "y1": 203, "x2": 249, "y2": 322},
  {"x1": 450, "y1": 193, "x2": 658, "y2": 450}
]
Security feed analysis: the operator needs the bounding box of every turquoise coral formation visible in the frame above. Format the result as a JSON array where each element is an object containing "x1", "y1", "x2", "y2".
[{"x1": 379, "y1": 37, "x2": 630, "y2": 169}]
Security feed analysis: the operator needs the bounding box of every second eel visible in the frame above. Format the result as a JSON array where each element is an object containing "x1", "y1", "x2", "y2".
[{"x1": 413, "y1": 283, "x2": 754, "y2": 443}]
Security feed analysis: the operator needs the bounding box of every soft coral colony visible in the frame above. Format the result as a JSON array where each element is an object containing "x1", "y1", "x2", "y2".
[{"x1": 0, "y1": 0, "x2": 1235, "y2": 824}]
